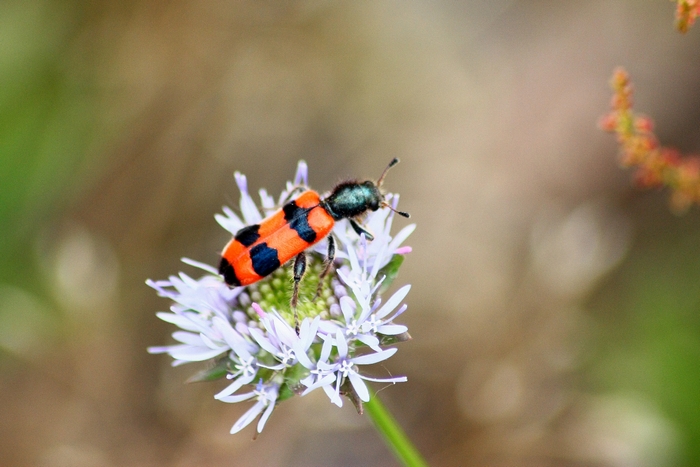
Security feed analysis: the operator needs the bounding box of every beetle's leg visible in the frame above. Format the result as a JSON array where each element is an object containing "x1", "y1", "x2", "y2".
[
  {"x1": 313, "y1": 236, "x2": 335, "y2": 301},
  {"x1": 349, "y1": 218, "x2": 374, "y2": 241},
  {"x1": 291, "y1": 252, "x2": 306, "y2": 335}
]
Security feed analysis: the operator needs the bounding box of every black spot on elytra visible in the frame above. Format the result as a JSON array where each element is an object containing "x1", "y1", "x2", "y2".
[
  {"x1": 234, "y1": 224, "x2": 260, "y2": 247},
  {"x1": 250, "y1": 243, "x2": 281, "y2": 278},
  {"x1": 283, "y1": 201, "x2": 316, "y2": 243},
  {"x1": 218, "y1": 257, "x2": 241, "y2": 286}
]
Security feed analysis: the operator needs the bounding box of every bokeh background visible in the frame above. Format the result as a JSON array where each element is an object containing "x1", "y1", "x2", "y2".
[{"x1": 2, "y1": 1, "x2": 700, "y2": 466}]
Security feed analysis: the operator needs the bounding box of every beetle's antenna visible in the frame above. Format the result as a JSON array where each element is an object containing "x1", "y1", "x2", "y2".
[
  {"x1": 377, "y1": 158, "x2": 400, "y2": 187},
  {"x1": 381, "y1": 201, "x2": 410, "y2": 218}
]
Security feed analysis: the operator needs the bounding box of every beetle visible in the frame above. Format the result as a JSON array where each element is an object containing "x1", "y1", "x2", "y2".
[{"x1": 218, "y1": 158, "x2": 409, "y2": 333}]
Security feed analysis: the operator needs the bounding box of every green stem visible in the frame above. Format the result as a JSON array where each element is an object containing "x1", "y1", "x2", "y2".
[{"x1": 364, "y1": 395, "x2": 429, "y2": 467}]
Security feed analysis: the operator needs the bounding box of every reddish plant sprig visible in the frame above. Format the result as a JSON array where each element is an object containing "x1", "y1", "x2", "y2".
[
  {"x1": 674, "y1": 0, "x2": 700, "y2": 33},
  {"x1": 600, "y1": 68, "x2": 700, "y2": 212}
]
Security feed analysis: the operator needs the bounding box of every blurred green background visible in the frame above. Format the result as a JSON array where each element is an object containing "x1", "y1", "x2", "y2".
[{"x1": 1, "y1": 1, "x2": 700, "y2": 466}]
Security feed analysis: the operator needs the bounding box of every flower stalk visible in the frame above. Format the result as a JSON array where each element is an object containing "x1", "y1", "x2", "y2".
[{"x1": 364, "y1": 395, "x2": 429, "y2": 467}]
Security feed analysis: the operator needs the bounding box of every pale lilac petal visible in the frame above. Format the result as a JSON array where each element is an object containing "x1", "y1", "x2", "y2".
[
  {"x1": 147, "y1": 345, "x2": 178, "y2": 354},
  {"x1": 180, "y1": 257, "x2": 219, "y2": 275},
  {"x1": 235, "y1": 172, "x2": 263, "y2": 224},
  {"x1": 360, "y1": 375, "x2": 408, "y2": 384},
  {"x1": 299, "y1": 316, "x2": 320, "y2": 349},
  {"x1": 293, "y1": 160, "x2": 308, "y2": 186},
  {"x1": 170, "y1": 346, "x2": 227, "y2": 362},
  {"x1": 375, "y1": 285, "x2": 411, "y2": 319},
  {"x1": 323, "y1": 383, "x2": 343, "y2": 407},
  {"x1": 256, "y1": 361, "x2": 285, "y2": 371},
  {"x1": 319, "y1": 336, "x2": 334, "y2": 362},
  {"x1": 249, "y1": 328, "x2": 279, "y2": 355},
  {"x1": 318, "y1": 319, "x2": 342, "y2": 336},
  {"x1": 257, "y1": 400, "x2": 276, "y2": 433},
  {"x1": 356, "y1": 333, "x2": 381, "y2": 351},
  {"x1": 348, "y1": 372, "x2": 370, "y2": 402},
  {"x1": 294, "y1": 345, "x2": 315, "y2": 369},
  {"x1": 293, "y1": 317, "x2": 320, "y2": 367},
  {"x1": 345, "y1": 241, "x2": 361, "y2": 277},
  {"x1": 155, "y1": 312, "x2": 200, "y2": 332},
  {"x1": 219, "y1": 390, "x2": 256, "y2": 404},
  {"x1": 214, "y1": 373, "x2": 256, "y2": 399},
  {"x1": 335, "y1": 330, "x2": 348, "y2": 359},
  {"x1": 212, "y1": 317, "x2": 255, "y2": 357},
  {"x1": 215, "y1": 205, "x2": 245, "y2": 234},
  {"x1": 339, "y1": 296, "x2": 357, "y2": 323},
  {"x1": 146, "y1": 278, "x2": 169, "y2": 292},
  {"x1": 171, "y1": 331, "x2": 204, "y2": 345},
  {"x1": 388, "y1": 224, "x2": 416, "y2": 253},
  {"x1": 268, "y1": 314, "x2": 296, "y2": 346},
  {"x1": 336, "y1": 269, "x2": 364, "y2": 307},
  {"x1": 199, "y1": 333, "x2": 224, "y2": 350},
  {"x1": 316, "y1": 360, "x2": 337, "y2": 372},
  {"x1": 368, "y1": 243, "x2": 388, "y2": 282},
  {"x1": 392, "y1": 303, "x2": 408, "y2": 319},
  {"x1": 352, "y1": 348, "x2": 397, "y2": 365},
  {"x1": 377, "y1": 324, "x2": 408, "y2": 335},
  {"x1": 230, "y1": 401, "x2": 264, "y2": 434},
  {"x1": 259, "y1": 188, "x2": 276, "y2": 213},
  {"x1": 302, "y1": 373, "x2": 336, "y2": 394}
]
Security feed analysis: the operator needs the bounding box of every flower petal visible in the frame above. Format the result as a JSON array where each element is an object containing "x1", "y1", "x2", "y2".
[
  {"x1": 339, "y1": 296, "x2": 357, "y2": 323},
  {"x1": 219, "y1": 390, "x2": 256, "y2": 404},
  {"x1": 360, "y1": 374, "x2": 407, "y2": 384},
  {"x1": 180, "y1": 257, "x2": 219, "y2": 275},
  {"x1": 171, "y1": 331, "x2": 203, "y2": 345},
  {"x1": 235, "y1": 172, "x2": 263, "y2": 224},
  {"x1": 293, "y1": 160, "x2": 308, "y2": 187},
  {"x1": 356, "y1": 333, "x2": 381, "y2": 351},
  {"x1": 215, "y1": 206, "x2": 245, "y2": 235},
  {"x1": 335, "y1": 330, "x2": 348, "y2": 358},
  {"x1": 170, "y1": 346, "x2": 227, "y2": 362},
  {"x1": 257, "y1": 399, "x2": 276, "y2": 433},
  {"x1": 348, "y1": 372, "x2": 370, "y2": 402},
  {"x1": 375, "y1": 285, "x2": 411, "y2": 319},
  {"x1": 377, "y1": 324, "x2": 408, "y2": 335},
  {"x1": 388, "y1": 224, "x2": 416, "y2": 253},
  {"x1": 214, "y1": 321, "x2": 252, "y2": 358},
  {"x1": 259, "y1": 188, "x2": 275, "y2": 213},
  {"x1": 302, "y1": 373, "x2": 336, "y2": 394},
  {"x1": 214, "y1": 372, "x2": 256, "y2": 399},
  {"x1": 155, "y1": 312, "x2": 200, "y2": 332},
  {"x1": 351, "y1": 348, "x2": 397, "y2": 365},
  {"x1": 249, "y1": 328, "x2": 279, "y2": 355},
  {"x1": 322, "y1": 385, "x2": 342, "y2": 407},
  {"x1": 230, "y1": 401, "x2": 264, "y2": 434}
]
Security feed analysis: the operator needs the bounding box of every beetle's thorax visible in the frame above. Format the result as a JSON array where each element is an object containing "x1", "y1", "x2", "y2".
[{"x1": 322, "y1": 180, "x2": 382, "y2": 220}]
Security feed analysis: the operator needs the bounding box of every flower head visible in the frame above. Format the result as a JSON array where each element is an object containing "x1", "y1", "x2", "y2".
[{"x1": 148, "y1": 161, "x2": 414, "y2": 434}]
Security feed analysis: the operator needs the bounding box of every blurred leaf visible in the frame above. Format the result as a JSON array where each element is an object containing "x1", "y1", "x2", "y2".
[
  {"x1": 588, "y1": 213, "x2": 700, "y2": 466},
  {"x1": 0, "y1": 0, "x2": 97, "y2": 254},
  {"x1": 379, "y1": 331, "x2": 411, "y2": 346},
  {"x1": 376, "y1": 254, "x2": 405, "y2": 296}
]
